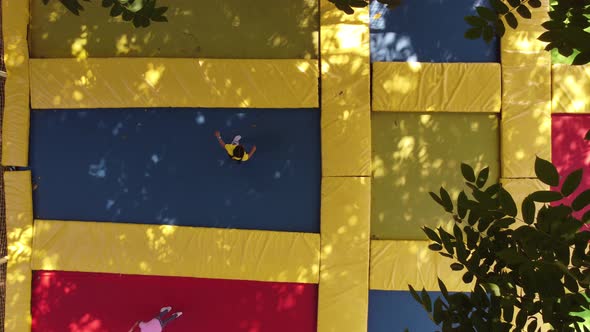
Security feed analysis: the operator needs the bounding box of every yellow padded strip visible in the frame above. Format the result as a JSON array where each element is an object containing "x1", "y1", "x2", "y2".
[
  {"x1": 373, "y1": 62, "x2": 501, "y2": 113},
  {"x1": 4, "y1": 171, "x2": 33, "y2": 332},
  {"x1": 320, "y1": 0, "x2": 371, "y2": 177},
  {"x1": 318, "y1": 177, "x2": 370, "y2": 332},
  {"x1": 552, "y1": 64, "x2": 590, "y2": 114},
  {"x1": 501, "y1": 1, "x2": 551, "y2": 178},
  {"x1": 30, "y1": 58, "x2": 319, "y2": 109},
  {"x1": 2, "y1": 0, "x2": 30, "y2": 166},
  {"x1": 370, "y1": 240, "x2": 470, "y2": 292},
  {"x1": 32, "y1": 220, "x2": 320, "y2": 284}
]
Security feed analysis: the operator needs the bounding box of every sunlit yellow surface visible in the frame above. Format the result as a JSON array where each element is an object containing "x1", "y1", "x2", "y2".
[
  {"x1": 318, "y1": 176, "x2": 371, "y2": 332},
  {"x1": 552, "y1": 64, "x2": 590, "y2": 114},
  {"x1": 373, "y1": 62, "x2": 501, "y2": 113},
  {"x1": 370, "y1": 240, "x2": 470, "y2": 292},
  {"x1": 4, "y1": 171, "x2": 33, "y2": 332},
  {"x1": 30, "y1": 58, "x2": 319, "y2": 109},
  {"x1": 2, "y1": 0, "x2": 30, "y2": 166},
  {"x1": 32, "y1": 220, "x2": 320, "y2": 283},
  {"x1": 320, "y1": 0, "x2": 371, "y2": 177},
  {"x1": 30, "y1": 0, "x2": 318, "y2": 59},
  {"x1": 372, "y1": 113, "x2": 500, "y2": 240},
  {"x1": 501, "y1": 1, "x2": 551, "y2": 178}
]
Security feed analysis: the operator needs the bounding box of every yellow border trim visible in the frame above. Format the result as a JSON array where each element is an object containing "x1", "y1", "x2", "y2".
[
  {"x1": 30, "y1": 58, "x2": 319, "y2": 109},
  {"x1": 1, "y1": 0, "x2": 30, "y2": 166},
  {"x1": 370, "y1": 240, "x2": 471, "y2": 292},
  {"x1": 318, "y1": 177, "x2": 371, "y2": 332},
  {"x1": 4, "y1": 171, "x2": 33, "y2": 332},
  {"x1": 552, "y1": 64, "x2": 590, "y2": 114},
  {"x1": 500, "y1": 0, "x2": 551, "y2": 178},
  {"x1": 32, "y1": 219, "x2": 320, "y2": 284},
  {"x1": 373, "y1": 62, "x2": 501, "y2": 113},
  {"x1": 319, "y1": 0, "x2": 371, "y2": 177}
]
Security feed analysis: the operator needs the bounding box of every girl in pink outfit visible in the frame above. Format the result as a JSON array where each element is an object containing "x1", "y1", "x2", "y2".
[{"x1": 129, "y1": 306, "x2": 182, "y2": 332}]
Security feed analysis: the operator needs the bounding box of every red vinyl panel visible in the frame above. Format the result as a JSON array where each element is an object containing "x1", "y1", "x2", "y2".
[{"x1": 32, "y1": 271, "x2": 317, "y2": 332}]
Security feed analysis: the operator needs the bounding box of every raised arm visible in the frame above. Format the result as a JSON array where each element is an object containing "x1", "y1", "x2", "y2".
[
  {"x1": 249, "y1": 145, "x2": 257, "y2": 158},
  {"x1": 214, "y1": 131, "x2": 226, "y2": 148}
]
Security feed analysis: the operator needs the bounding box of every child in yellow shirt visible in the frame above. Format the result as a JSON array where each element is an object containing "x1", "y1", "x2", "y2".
[{"x1": 215, "y1": 131, "x2": 257, "y2": 162}]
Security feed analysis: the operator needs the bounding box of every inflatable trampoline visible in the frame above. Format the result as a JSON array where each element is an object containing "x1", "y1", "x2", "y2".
[{"x1": 1, "y1": 0, "x2": 589, "y2": 331}]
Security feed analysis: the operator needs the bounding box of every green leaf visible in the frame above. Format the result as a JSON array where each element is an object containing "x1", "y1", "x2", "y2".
[
  {"x1": 505, "y1": 12, "x2": 518, "y2": 29},
  {"x1": 522, "y1": 197, "x2": 535, "y2": 224},
  {"x1": 408, "y1": 284, "x2": 422, "y2": 305},
  {"x1": 465, "y1": 15, "x2": 487, "y2": 27},
  {"x1": 428, "y1": 243, "x2": 443, "y2": 251},
  {"x1": 462, "y1": 271, "x2": 474, "y2": 283},
  {"x1": 429, "y1": 192, "x2": 445, "y2": 209},
  {"x1": 497, "y1": 248, "x2": 527, "y2": 265},
  {"x1": 421, "y1": 288, "x2": 432, "y2": 312},
  {"x1": 499, "y1": 187, "x2": 517, "y2": 217},
  {"x1": 495, "y1": 19, "x2": 506, "y2": 36},
  {"x1": 461, "y1": 161, "x2": 476, "y2": 182},
  {"x1": 516, "y1": 5, "x2": 532, "y2": 19},
  {"x1": 484, "y1": 282, "x2": 501, "y2": 296},
  {"x1": 438, "y1": 278, "x2": 449, "y2": 299},
  {"x1": 453, "y1": 224, "x2": 463, "y2": 242},
  {"x1": 110, "y1": 3, "x2": 124, "y2": 16},
  {"x1": 476, "y1": 6, "x2": 497, "y2": 21},
  {"x1": 476, "y1": 167, "x2": 489, "y2": 188},
  {"x1": 150, "y1": 6, "x2": 168, "y2": 17},
  {"x1": 585, "y1": 129, "x2": 590, "y2": 141},
  {"x1": 439, "y1": 228, "x2": 454, "y2": 255},
  {"x1": 527, "y1": 319, "x2": 538, "y2": 332},
  {"x1": 433, "y1": 298, "x2": 444, "y2": 324},
  {"x1": 122, "y1": 9, "x2": 134, "y2": 21},
  {"x1": 457, "y1": 191, "x2": 468, "y2": 219},
  {"x1": 422, "y1": 226, "x2": 442, "y2": 244},
  {"x1": 562, "y1": 169, "x2": 583, "y2": 197},
  {"x1": 151, "y1": 15, "x2": 168, "y2": 22},
  {"x1": 349, "y1": 0, "x2": 368, "y2": 7},
  {"x1": 535, "y1": 156, "x2": 559, "y2": 186},
  {"x1": 573, "y1": 189, "x2": 590, "y2": 211},
  {"x1": 529, "y1": 190, "x2": 563, "y2": 203},
  {"x1": 465, "y1": 27, "x2": 483, "y2": 39},
  {"x1": 573, "y1": 52, "x2": 590, "y2": 66},
  {"x1": 501, "y1": 297, "x2": 515, "y2": 323},
  {"x1": 450, "y1": 262, "x2": 464, "y2": 271},
  {"x1": 507, "y1": 0, "x2": 520, "y2": 7},
  {"x1": 465, "y1": 226, "x2": 479, "y2": 249},
  {"x1": 440, "y1": 187, "x2": 453, "y2": 212},
  {"x1": 516, "y1": 308, "x2": 528, "y2": 329},
  {"x1": 528, "y1": 0, "x2": 541, "y2": 7},
  {"x1": 490, "y1": 0, "x2": 509, "y2": 14},
  {"x1": 565, "y1": 274, "x2": 579, "y2": 293},
  {"x1": 483, "y1": 25, "x2": 494, "y2": 43}
]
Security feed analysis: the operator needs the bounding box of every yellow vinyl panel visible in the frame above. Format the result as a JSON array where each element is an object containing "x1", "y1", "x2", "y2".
[
  {"x1": 4, "y1": 171, "x2": 34, "y2": 332},
  {"x1": 552, "y1": 64, "x2": 590, "y2": 114},
  {"x1": 318, "y1": 177, "x2": 370, "y2": 332},
  {"x1": 30, "y1": 58, "x2": 319, "y2": 109},
  {"x1": 319, "y1": 0, "x2": 371, "y2": 177},
  {"x1": 370, "y1": 240, "x2": 470, "y2": 292},
  {"x1": 31, "y1": 220, "x2": 320, "y2": 283},
  {"x1": 2, "y1": 0, "x2": 30, "y2": 166},
  {"x1": 501, "y1": 1, "x2": 551, "y2": 178},
  {"x1": 372, "y1": 62, "x2": 501, "y2": 113},
  {"x1": 29, "y1": 0, "x2": 318, "y2": 59}
]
